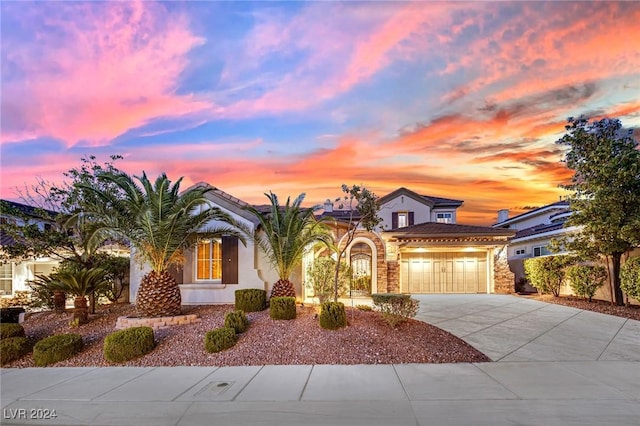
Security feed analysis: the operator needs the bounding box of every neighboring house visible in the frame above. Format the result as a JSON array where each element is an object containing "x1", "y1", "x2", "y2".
[
  {"x1": 0, "y1": 200, "x2": 60, "y2": 297},
  {"x1": 492, "y1": 200, "x2": 639, "y2": 300},
  {"x1": 492, "y1": 200, "x2": 575, "y2": 291},
  {"x1": 129, "y1": 185, "x2": 516, "y2": 305}
]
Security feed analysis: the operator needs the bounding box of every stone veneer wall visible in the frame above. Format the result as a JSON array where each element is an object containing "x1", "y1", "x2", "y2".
[
  {"x1": 493, "y1": 246, "x2": 515, "y2": 294},
  {"x1": 115, "y1": 314, "x2": 201, "y2": 330},
  {"x1": 386, "y1": 261, "x2": 399, "y2": 293},
  {"x1": 342, "y1": 230, "x2": 388, "y2": 294}
]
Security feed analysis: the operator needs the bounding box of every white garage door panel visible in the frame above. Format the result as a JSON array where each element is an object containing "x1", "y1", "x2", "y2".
[{"x1": 401, "y1": 252, "x2": 487, "y2": 294}]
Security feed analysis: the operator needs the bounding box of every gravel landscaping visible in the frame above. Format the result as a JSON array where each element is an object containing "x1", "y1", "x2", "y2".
[
  {"x1": 4, "y1": 303, "x2": 490, "y2": 367},
  {"x1": 531, "y1": 294, "x2": 640, "y2": 321}
]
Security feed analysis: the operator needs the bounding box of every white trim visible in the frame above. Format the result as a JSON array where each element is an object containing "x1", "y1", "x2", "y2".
[
  {"x1": 194, "y1": 238, "x2": 223, "y2": 282},
  {"x1": 511, "y1": 226, "x2": 579, "y2": 244}
]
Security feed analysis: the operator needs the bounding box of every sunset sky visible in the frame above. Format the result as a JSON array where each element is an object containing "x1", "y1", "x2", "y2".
[{"x1": 1, "y1": 1, "x2": 639, "y2": 225}]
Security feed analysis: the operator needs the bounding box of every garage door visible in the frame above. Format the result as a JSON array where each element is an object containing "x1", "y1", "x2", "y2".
[{"x1": 400, "y1": 252, "x2": 488, "y2": 294}]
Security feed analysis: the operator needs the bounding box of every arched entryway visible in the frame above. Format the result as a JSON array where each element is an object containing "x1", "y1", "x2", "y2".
[{"x1": 349, "y1": 242, "x2": 372, "y2": 297}]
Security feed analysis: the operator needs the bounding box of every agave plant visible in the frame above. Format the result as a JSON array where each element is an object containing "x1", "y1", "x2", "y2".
[
  {"x1": 77, "y1": 172, "x2": 244, "y2": 317},
  {"x1": 245, "y1": 192, "x2": 333, "y2": 298}
]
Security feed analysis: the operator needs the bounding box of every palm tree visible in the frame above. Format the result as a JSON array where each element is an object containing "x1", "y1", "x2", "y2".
[
  {"x1": 245, "y1": 192, "x2": 333, "y2": 298},
  {"x1": 78, "y1": 172, "x2": 244, "y2": 317},
  {"x1": 31, "y1": 268, "x2": 110, "y2": 324}
]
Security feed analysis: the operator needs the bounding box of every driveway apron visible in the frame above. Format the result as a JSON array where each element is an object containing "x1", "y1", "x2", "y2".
[{"x1": 412, "y1": 294, "x2": 640, "y2": 362}]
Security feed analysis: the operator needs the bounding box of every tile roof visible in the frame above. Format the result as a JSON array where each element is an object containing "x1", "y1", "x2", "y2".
[
  {"x1": 386, "y1": 222, "x2": 515, "y2": 237},
  {"x1": 422, "y1": 195, "x2": 464, "y2": 206},
  {"x1": 493, "y1": 200, "x2": 569, "y2": 226},
  {"x1": 378, "y1": 187, "x2": 463, "y2": 207},
  {"x1": 513, "y1": 221, "x2": 567, "y2": 240},
  {"x1": 0, "y1": 199, "x2": 58, "y2": 218}
]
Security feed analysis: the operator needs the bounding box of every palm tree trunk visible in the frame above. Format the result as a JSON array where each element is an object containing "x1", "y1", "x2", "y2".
[
  {"x1": 136, "y1": 270, "x2": 182, "y2": 317},
  {"x1": 53, "y1": 291, "x2": 66, "y2": 313},
  {"x1": 270, "y1": 279, "x2": 296, "y2": 298},
  {"x1": 73, "y1": 296, "x2": 88, "y2": 324}
]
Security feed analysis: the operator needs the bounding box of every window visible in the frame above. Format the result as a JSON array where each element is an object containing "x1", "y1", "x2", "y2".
[
  {"x1": 533, "y1": 246, "x2": 551, "y2": 257},
  {"x1": 397, "y1": 212, "x2": 408, "y2": 228},
  {"x1": 0, "y1": 263, "x2": 12, "y2": 295},
  {"x1": 515, "y1": 248, "x2": 526, "y2": 255},
  {"x1": 392, "y1": 211, "x2": 413, "y2": 229},
  {"x1": 436, "y1": 212, "x2": 453, "y2": 223},
  {"x1": 196, "y1": 239, "x2": 222, "y2": 280}
]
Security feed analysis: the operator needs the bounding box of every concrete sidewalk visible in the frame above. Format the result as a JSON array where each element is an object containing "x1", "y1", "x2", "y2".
[
  {"x1": 413, "y1": 294, "x2": 640, "y2": 362},
  {"x1": 2, "y1": 295, "x2": 639, "y2": 425},
  {"x1": 2, "y1": 361, "x2": 640, "y2": 425}
]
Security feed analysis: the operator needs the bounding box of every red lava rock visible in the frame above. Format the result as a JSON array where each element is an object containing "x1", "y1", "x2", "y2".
[{"x1": 7, "y1": 304, "x2": 490, "y2": 368}]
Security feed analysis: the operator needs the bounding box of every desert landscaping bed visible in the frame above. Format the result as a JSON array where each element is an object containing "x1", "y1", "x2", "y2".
[
  {"x1": 4, "y1": 303, "x2": 489, "y2": 368},
  {"x1": 531, "y1": 294, "x2": 640, "y2": 321}
]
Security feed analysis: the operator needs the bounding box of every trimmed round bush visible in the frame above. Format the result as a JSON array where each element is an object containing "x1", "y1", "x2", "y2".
[
  {"x1": 235, "y1": 289, "x2": 266, "y2": 312},
  {"x1": 566, "y1": 264, "x2": 607, "y2": 302},
  {"x1": 1, "y1": 323, "x2": 25, "y2": 339},
  {"x1": 204, "y1": 327, "x2": 237, "y2": 353},
  {"x1": 224, "y1": 310, "x2": 249, "y2": 334},
  {"x1": 104, "y1": 326, "x2": 156, "y2": 363},
  {"x1": 269, "y1": 297, "x2": 296, "y2": 320},
  {"x1": 33, "y1": 333, "x2": 83, "y2": 366},
  {"x1": 1, "y1": 337, "x2": 31, "y2": 365},
  {"x1": 319, "y1": 301, "x2": 347, "y2": 330}
]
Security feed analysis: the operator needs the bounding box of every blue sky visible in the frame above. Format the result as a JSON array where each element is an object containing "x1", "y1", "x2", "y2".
[{"x1": 1, "y1": 1, "x2": 639, "y2": 224}]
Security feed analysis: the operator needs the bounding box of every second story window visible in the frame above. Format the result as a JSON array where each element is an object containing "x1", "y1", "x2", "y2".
[
  {"x1": 398, "y1": 212, "x2": 408, "y2": 228},
  {"x1": 436, "y1": 212, "x2": 453, "y2": 223}
]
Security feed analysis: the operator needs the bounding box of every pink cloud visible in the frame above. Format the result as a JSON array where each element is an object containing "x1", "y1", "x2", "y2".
[{"x1": 1, "y1": 1, "x2": 211, "y2": 147}]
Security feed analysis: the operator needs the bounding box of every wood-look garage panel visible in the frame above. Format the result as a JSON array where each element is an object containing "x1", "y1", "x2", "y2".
[{"x1": 401, "y1": 252, "x2": 487, "y2": 294}]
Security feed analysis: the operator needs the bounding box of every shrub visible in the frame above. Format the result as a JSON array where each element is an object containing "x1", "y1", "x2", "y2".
[
  {"x1": 33, "y1": 333, "x2": 83, "y2": 366},
  {"x1": 1, "y1": 337, "x2": 31, "y2": 365},
  {"x1": 566, "y1": 264, "x2": 608, "y2": 302},
  {"x1": 515, "y1": 277, "x2": 529, "y2": 294},
  {"x1": 356, "y1": 304, "x2": 372, "y2": 311},
  {"x1": 524, "y1": 255, "x2": 574, "y2": 297},
  {"x1": 621, "y1": 257, "x2": 640, "y2": 300},
  {"x1": 0, "y1": 323, "x2": 25, "y2": 339},
  {"x1": 204, "y1": 327, "x2": 237, "y2": 353},
  {"x1": 319, "y1": 301, "x2": 347, "y2": 330},
  {"x1": 269, "y1": 297, "x2": 296, "y2": 320},
  {"x1": 104, "y1": 326, "x2": 156, "y2": 363},
  {"x1": 235, "y1": 289, "x2": 266, "y2": 312},
  {"x1": 224, "y1": 310, "x2": 249, "y2": 333},
  {"x1": 372, "y1": 293, "x2": 420, "y2": 329},
  {"x1": 305, "y1": 257, "x2": 351, "y2": 303}
]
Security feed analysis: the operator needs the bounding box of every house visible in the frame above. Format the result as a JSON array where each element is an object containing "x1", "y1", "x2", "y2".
[
  {"x1": 492, "y1": 200, "x2": 575, "y2": 292},
  {"x1": 129, "y1": 184, "x2": 281, "y2": 305},
  {"x1": 308, "y1": 187, "x2": 515, "y2": 300},
  {"x1": 0, "y1": 200, "x2": 60, "y2": 297},
  {"x1": 492, "y1": 200, "x2": 639, "y2": 300},
  {"x1": 129, "y1": 185, "x2": 516, "y2": 305}
]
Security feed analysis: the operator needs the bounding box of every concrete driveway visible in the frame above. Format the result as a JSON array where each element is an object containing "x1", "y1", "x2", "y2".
[{"x1": 412, "y1": 294, "x2": 640, "y2": 362}]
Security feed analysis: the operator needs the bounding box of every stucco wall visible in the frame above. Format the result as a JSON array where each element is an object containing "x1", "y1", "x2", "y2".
[{"x1": 378, "y1": 195, "x2": 431, "y2": 229}]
